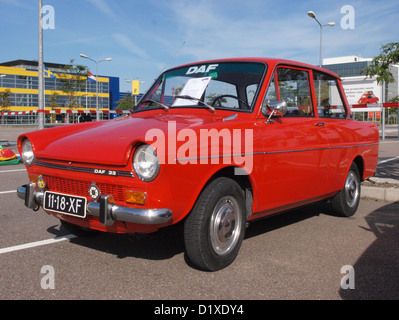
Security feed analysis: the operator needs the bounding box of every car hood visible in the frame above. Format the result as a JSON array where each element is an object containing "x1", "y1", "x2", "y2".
[{"x1": 23, "y1": 112, "x2": 224, "y2": 166}]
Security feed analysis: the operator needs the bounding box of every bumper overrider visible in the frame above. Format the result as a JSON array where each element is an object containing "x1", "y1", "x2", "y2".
[{"x1": 17, "y1": 182, "x2": 173, "y2": 227}]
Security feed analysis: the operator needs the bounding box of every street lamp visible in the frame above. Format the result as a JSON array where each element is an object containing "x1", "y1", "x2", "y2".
[
  {"x1": 307, "y1": 11, "x2": 335, "y2": 66},
  {"x1": 79, "y1": 54, "x2": 112, "y2": 121}
]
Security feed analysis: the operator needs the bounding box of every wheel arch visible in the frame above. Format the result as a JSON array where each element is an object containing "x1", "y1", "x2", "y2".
[
  {"x1": 352, "y1": 155, "x2": 365, "y2": 181},
  {"x1": 200, "y1": 166, "x2": 255, "y2": 219}
]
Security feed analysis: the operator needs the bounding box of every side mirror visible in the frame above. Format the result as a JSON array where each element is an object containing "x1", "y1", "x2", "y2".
[{"x1": 261, "y1": 100, "x2": 287, "y2": 123}]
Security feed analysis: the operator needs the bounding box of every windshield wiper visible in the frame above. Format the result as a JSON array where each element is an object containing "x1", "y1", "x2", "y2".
[
  {"x1": 175, "y1": 95, "x2": 215, "y2": 113},
  {"x1": 142, "y1": 99, "x2": 170, "y2": 111}
]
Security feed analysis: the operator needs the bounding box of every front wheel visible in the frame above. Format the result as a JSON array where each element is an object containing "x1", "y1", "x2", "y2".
[
  {"x1": 331, "y1": 163, "x2": 361, "y2": 217},
  {"x1": 184, "y1": 177, "x2": 247, "y2": 271}
]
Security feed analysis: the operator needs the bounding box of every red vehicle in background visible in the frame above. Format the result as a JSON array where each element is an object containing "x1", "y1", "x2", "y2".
[{"x1": 358, "y1": 91, "x2": 379, "y2": 104}]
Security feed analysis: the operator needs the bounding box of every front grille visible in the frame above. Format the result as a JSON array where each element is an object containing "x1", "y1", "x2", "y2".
[{"x1": 42, "y1": 175, "x2": 124, "y2": 202}]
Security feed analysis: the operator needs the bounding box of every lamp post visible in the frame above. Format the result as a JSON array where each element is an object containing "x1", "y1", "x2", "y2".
[
  {"x1": 307, "y1": 11, "x2": 335, "y2": 67},
  {"x1": 79, "y1": 54, "x2": 112, "y2": 121},
  {"x1": 38, "y1": 0, "x2": 45, "y2": 129}
]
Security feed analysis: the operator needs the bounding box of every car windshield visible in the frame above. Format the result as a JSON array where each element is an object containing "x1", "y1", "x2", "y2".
[{"x1": 134, "y1": 62, "x2": 266, "y2": 113}]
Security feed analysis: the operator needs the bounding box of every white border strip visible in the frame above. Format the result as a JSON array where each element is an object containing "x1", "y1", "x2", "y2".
[
  {"x1": 0, "y1": 169, "x2": 26, "y2": 173},
  {"x1": 0, "y1": 234, "x2": 77, "y2": 254},
  {"x1": 0, "y1": 190, "x2": 16, "y2": 195},
  {"x1": 378, "y1": 156, "x2": 399, "y2": 165}
]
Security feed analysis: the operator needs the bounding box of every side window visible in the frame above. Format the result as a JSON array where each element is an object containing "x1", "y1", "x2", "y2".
[
  {"x1": 313, "y1": 71, "x2": 347, "y2": 119},
  {"x1": 204, "y1": 80, "x2": 239, "y2": 109},
  {"x1": 261, "y1": 74, "x2": 277, "y2": 110},
  {"x1": 276, "y1": 68, "x2": 313, "y2": 117},
  {"x1": 246, "y1": 84, "x2": 258, "y2": 106}
]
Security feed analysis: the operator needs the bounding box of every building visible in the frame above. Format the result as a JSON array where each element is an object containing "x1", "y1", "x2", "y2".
[
  {"x1": 0, "y1": 59, "x2": 120, "y2": 113},
  {"x1": 322, "y1": 56, "x2": 399, "y2": 105}
]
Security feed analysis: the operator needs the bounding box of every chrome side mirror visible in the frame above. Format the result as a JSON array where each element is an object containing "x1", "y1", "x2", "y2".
[{"x1": 261, "y1": 100, "x2": 288, "y2": 123}]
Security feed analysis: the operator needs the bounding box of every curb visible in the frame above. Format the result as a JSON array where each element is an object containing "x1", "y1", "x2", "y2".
[
  {"x1": 361, "y1": 185, "x2": 399, "y2": 202},
  {"x1": 361, "y1": 177, "x2": 399, "y2": 202}
]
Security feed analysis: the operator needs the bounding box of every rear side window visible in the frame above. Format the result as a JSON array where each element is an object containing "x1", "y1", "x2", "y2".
[{"x1": 313, "y1": 71, "x2": 347, "y2": 119}]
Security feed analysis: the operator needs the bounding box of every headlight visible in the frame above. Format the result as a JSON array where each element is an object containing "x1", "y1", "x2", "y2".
[
  {"x1": 133, "y1": 144, "x2": 160, "y2": 182},
  {"x1": 21, "y1": 139, "x2": 35, "y2": 166}
]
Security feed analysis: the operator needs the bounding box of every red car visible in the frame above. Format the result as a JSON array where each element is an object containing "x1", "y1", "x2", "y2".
[
  {"x1": 358, "y1": 91, "x2": 379, "y2": 104},
  {"x1": 17, "y1": 58, "x2": 379, "y2": 271}
]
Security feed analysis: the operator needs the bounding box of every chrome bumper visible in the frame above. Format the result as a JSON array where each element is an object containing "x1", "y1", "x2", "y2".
[{"x1": 17, "y1": 183, "x2": 173, "y2": 227}]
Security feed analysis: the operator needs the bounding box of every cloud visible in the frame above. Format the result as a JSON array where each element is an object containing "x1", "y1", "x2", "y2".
[
  {"x1": 48, "y1": 35, "x2": 111, "y2": 47},
  {"x1": 86, "y1": 0, "x2": 117, "y2": 20},
  {"x1": 0, "y1": 0, "x2": 30, "y2": 8},
  {"x1": 112, "y1": 33, "x2": 149, "y2": 59},
  {"x1": 165, "y1": 0, "x2": 318, "y2": 63}
]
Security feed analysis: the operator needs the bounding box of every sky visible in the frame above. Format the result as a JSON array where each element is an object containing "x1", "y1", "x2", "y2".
[{"x1": 0, "y1": 0, "x2": 398, "y2": 93}]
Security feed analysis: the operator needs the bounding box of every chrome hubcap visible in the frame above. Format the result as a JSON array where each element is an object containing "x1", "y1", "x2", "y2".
[
  {"x1": 210, "y1": 196, "x2": 242, "y2": 256},
  {"x1": 345, "y1": 171, "x2": 359, "y2": 207}
]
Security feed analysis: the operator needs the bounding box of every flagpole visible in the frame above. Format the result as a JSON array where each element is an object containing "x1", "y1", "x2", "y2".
[{"x1": 38, "y1": 0, "x2": 45, "y2": 129}]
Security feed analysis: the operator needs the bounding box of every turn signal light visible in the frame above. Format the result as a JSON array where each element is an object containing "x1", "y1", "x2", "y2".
[
  {"x1": 124, "y1": 190, "x2": 146, "y2": 205},
  {"x1": 28, "y1": 174, "x2": 39, "y2": 183}
]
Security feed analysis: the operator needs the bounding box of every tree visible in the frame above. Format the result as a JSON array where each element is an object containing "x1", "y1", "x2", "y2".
[
  {"x1": 0, "y1": 89, "x2": 11, "y2": 124},
  {"x1": 361, "y1": 42, "x2": 399, "y2": 85},
  {"x1": 48, "y1": 90, "x2": 60, "y2": 124},
  {"x1": 115, "y1": 93, "x2": 135, "y2": 111},
  {"x1": 362, "y1": 42, "x2": 399, "y2": 126},
  {"x1": 48, "y1": 90, "x2": 59, "y2": 109},
  {"x1": 58, "y1": 59, "x2": 87, "y2": 109},
  {"x1": 0, "y1": 89, "x2": 11, "y2": 111}
]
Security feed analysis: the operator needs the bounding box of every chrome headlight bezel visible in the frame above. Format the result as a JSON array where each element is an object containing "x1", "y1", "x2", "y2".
[
  {"x1": 133, "y1": 144, "x2": 160, "y2": 182},
  {"x1": 21, "y1": 139, "x2": 35, "y2": 167}
]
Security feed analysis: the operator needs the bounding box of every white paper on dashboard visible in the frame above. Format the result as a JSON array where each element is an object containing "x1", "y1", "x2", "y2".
[{"x1": 173, "y1": 77, "x2": 212, "y2": 106}]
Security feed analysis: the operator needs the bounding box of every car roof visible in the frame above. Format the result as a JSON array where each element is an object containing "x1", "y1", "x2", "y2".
[{"x1": 172, "y1": 57, "x2": 339, "y2": 79}]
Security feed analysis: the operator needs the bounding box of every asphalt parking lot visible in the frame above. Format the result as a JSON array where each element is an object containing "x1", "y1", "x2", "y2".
[{"x1": 1, "y1": 125, "x2": 398, "y2": 301}]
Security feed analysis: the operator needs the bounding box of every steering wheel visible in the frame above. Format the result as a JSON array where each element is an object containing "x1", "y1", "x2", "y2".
[{"x1": 211, "y1": 94, "x2": 250, "y2": 109}]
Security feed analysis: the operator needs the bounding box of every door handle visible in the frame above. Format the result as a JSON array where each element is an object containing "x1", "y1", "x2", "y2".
[{"x1": 315, "y1": 122, "x2": 326, "y2": 127}]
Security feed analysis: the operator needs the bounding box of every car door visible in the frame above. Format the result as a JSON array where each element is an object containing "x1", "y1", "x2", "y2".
[
  {"x1": 311, "y1": 70, "x2": 379, "y2": 192},
  {"x1": 256, "y1": 66, "x2": 330, "y2": 213}
]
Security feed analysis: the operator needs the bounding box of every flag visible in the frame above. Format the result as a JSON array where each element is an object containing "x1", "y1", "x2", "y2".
[
  {"x1": 87, "y1": 70, "x2": 97, "y2": 82},
  {"x1": 44, "y1": 66, "x2": 57, "y2": 79}
]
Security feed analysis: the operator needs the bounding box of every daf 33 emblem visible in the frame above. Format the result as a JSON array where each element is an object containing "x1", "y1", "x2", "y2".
[{"x1": 88, "y1": 182, "x2": 101, "y2": 201}]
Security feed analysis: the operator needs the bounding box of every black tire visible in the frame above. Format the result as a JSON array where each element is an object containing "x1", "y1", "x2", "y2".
[
  {"x1": 331, "y1": 163, "x2": 361, "y2": 217},
  {"x1": 184, "y1": 177, "x2": 247, "y2": 271}
]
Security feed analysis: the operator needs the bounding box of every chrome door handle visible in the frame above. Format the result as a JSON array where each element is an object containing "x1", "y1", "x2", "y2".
[{"x1": 315, "y1": 122, "x2": 326, "y2": 127}]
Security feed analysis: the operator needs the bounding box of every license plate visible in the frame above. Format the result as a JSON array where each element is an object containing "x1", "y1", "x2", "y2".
[{"x1": 44, "y1": 191, "x2": 87, "y2": 218}]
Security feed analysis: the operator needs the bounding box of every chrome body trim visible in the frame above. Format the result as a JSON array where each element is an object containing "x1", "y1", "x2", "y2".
[
  {"x1": 176, "y1": 142, "x2": 380, "y2": 162},
  {"x1": 17, "y1": 183, "x2": 172, "y2": 226},
  {"x1": 34, "y1": 160, "x2": 134, "y2": 178}
]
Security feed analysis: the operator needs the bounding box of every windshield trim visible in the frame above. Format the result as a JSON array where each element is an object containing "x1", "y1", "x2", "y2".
[{"x1": 133, "y1": 60, "x2": 268, "y2": 114}]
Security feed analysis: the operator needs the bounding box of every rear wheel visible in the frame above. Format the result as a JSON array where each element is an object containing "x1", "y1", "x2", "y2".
[
  {"x1": 331, "y1": 163, "x2": 361, "y2": 217},
  {"x1": 184, "y1": 177, "x2": 247, "y2": 271}
]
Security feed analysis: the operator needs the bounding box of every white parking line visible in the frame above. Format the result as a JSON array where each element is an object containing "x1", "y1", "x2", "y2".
[
  {"x1": 0, "y1": 190, "x2": 16, "y2": 195},
  {"x1": 378, "y1": 156, "x2": 399, "y2": 165},
  {"x1": 0, "y1": 234, "x2": 77, "y2": 254},
  {"x1": 0, "y1": 169, "x2": 26, "y2": 173}
]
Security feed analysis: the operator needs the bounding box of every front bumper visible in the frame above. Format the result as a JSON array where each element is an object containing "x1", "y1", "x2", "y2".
[{"x1": 17, "y1": 183, "x2": 173, "y2": 227}]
